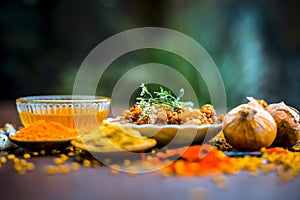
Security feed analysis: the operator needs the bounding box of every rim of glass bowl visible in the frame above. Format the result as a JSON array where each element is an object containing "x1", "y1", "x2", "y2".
[{"x1": 16, "y1": 95, "x2": 111, "y2": 103}]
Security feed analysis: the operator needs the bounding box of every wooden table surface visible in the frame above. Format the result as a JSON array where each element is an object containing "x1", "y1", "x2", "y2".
[
  {"x1": 0, "y1": 155, "x2": 300, "y2": 200},
  {"x1": 0, "y1": 101, "x2": 300, "y2": 200}
]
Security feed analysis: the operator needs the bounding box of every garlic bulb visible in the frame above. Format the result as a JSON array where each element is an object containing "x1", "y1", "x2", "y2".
[{"x1": 223, "y1": 98, "x2": 277, "y2": 151}]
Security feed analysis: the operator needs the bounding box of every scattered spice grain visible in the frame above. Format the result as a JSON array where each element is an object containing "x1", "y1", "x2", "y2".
[
  {"x1": 23, "y1": 153, "x2": 31, "y2": 159},
  {"x1": 157, "y1": 145, "x2": 300, "y2": 185},
  {"x1": 71, "y1": 162, "x2": 81, "y2": 171},
  {"x1": 83, "y1": 159, "x2": 92, "y2": 167},
  {"x1": 26, "y1": 162, "x2": 35, "y2": 171},
  {"x1": 0, "y1": 157, "x2": 7, "y2": 164},
  {"x1": 7, "y1": 154, "x2": 15, "y2": 160},
  {"x1": 45, "y1": 165, "x2": 58, "y2": 175}
]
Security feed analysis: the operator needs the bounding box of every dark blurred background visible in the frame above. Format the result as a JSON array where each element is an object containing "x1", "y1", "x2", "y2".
[{"x1": 0, "y1": 0, "x2": 299, "y2": 114}]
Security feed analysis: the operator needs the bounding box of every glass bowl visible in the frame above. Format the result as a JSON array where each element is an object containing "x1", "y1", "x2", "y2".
[{"x1": 16, "y1": 95, "x2": 110, "y2": 131}]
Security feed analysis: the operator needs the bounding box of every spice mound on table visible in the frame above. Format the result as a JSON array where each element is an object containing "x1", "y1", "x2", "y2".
[
  {"x1": 10, "y1": 120, "x2": 78, "y2": 141},
  {"x1": 159, "y1": 145, "x2": 237, "y2": 176},
  {"x1": 71, "y1": 122, "x2": 157, "y2": 152},
  {"x1": 157, "y1": 145, "x2": 300, "y2": 183}
]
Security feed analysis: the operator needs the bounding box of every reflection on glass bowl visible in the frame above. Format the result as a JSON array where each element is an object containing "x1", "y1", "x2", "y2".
[{"x1": 16, "y1": 95, "x2": 110, "y2": 131}]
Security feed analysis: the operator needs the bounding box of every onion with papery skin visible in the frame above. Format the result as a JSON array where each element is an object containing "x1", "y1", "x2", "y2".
[
  {"x1": 265, "y1": 102, "x2": 300, "y2": 148},
  {"x1": 223, "y1": 97, "x2": 277, "y2": 151}
]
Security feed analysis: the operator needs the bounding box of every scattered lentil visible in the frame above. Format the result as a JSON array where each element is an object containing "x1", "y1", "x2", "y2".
[
  {"x1": 58, "y1": 165, "x2": 71, "y2": 174},
  {"x1": 67, "y1": 152, "x2": 75, "y2": 157},
  {"x1": 40, "y1": 150, "x2": 46, "y2": 156},
  {"x1": 60, "y1": 154, "x2": 68, "y2": 160},
  {"x1": 32, "y1": 152, "x2": 39, "y2": 156},
  {"x1": 71, "y1": 162, "x2": 81, "y2": 171},
  {"x1": 14, "y1": 164, "x2": 25, "y2": 174},
  {"x1": 23, "y1": 153, "x2": 31, "y2": 159},
  {"x1": 45, "y1": 165, "x2": 58, "y2": 175},
  {"x1": 54, "y1": 158, "x2": 64, "y2": 165},
  {"x1": 20, "y1": 159, "x2": 27, "y2": 166},
  {"x1": 26, "y1": 162, "x2": 35, "y2": 171},
  {"x1": 91, "y1": 160, "x2": 101, "y2": 168},
  {"x1": 0, "y1": 156, "x2": 7, "y2": 164},
  {"x1": 53, "y1": 154, "x2": 69, "y2": 165},
  {"x1": 83, "y1": 159, "x2": 92, "y2": 167},
  {"x1": 13, "y1": 158, "x2": 20, "y2": 164},
  {"x1": 7, "y1": 154, "x2": 15, "y2": 160}
]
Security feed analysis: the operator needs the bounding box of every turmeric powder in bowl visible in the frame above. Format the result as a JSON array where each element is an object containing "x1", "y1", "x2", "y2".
[
  {"x1": 11, "y1": 120, "x2": 78, "y2": 141},
  {"x1": 9, "y1": 121, "x2": 79, "y2": 149}
]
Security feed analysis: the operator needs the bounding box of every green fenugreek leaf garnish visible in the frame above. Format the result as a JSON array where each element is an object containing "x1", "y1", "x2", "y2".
[{"x1": 136, "y1": 83, "x2": 194, "y2": 110}]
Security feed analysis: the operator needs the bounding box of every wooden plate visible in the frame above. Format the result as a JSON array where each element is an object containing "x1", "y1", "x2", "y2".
[{"x1": 105, "y1": 118, "x2": 222, "y2": 145}]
